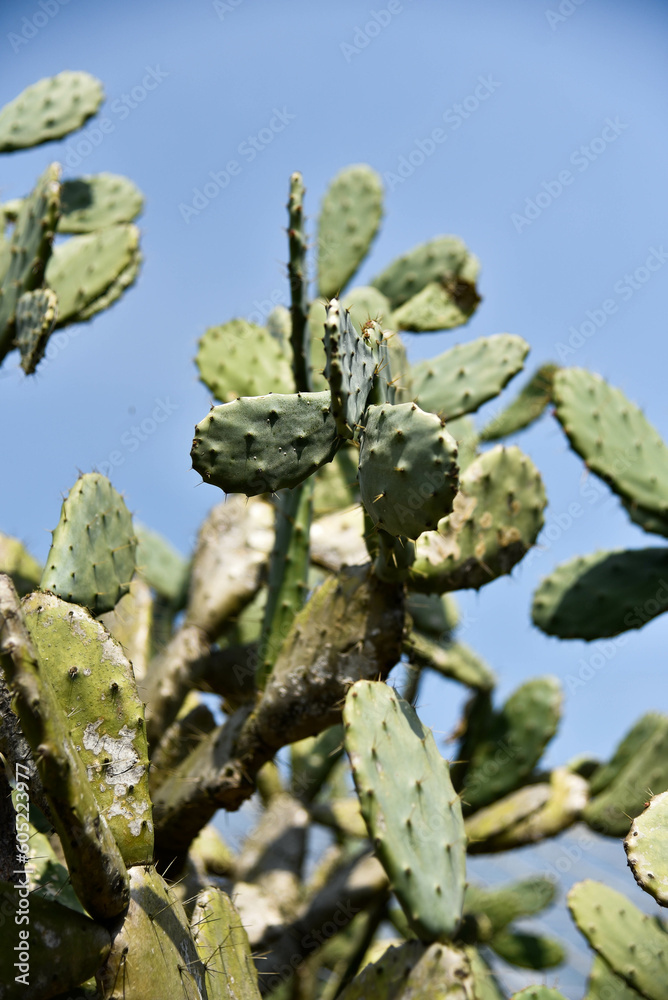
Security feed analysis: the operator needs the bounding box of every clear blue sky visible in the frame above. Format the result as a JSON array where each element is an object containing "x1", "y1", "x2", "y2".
[{"x1": 2, "y1": 0, "x2": 668, "y2": 800}]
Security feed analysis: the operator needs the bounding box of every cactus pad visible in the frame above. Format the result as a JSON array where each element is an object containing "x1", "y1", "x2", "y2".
[
  {"x1": 97, "y1": 865, "x2": 207, "y2": 999},
  {"x1": 585, "y1": 956, "x2": 645, "y2": 1000},
  {"x1": 191, "y1": 390, "x2": 342, "y2": 495},
  {"x1": 191, "y1": 887, "x2": 261, "y2": 999},
  {"x1": 23, "y1": 590, "x2": 153, "y2": 865},
  {"x1": 41, "y1": 472, "x2": 137, "y2": 615},
  {"x1": 568, "y1": 880, "x2": 668, "y2": 1000},
  {"x1": 0, "y1": 532, "x2": 41, "y2": 595},
  {"x1": 0, "y1": 162, "x2": 60, "y2": 357},
  {"x1": 344, "y1": 680, "x2": 466, "y2": 942},
  {"x1": 393, "y1": 271, "x2": 482, "y2": 332},
  {"x1": 412, "y1": 334, "x2": 529, "y2": 421},
  {"x1": 411, "y1": 445, "x2": 546, "y2": 593},
  {"x1": 589, "y1": 713, "x2": 665, "y2": 796},
  {"x1": 317, "y1": 164, "x2": 383, "y2": 298},
  {"x1": 532, "y1": 548, "x2": 668, "y2": 639},
  {"x1": 0, "y1": 885, "x2": 111, "y2": 996},
  {"x1": 480, "y1": 363, "x2": 558, "y2": 441},
  {"x1": 324, "y1": 298, "x2": 376, "y2": 438},
  {"x1": 554, "y1": 367, "x2": 668, "y2": 517},
  {"x1": 584, "y1": 715, "x2": 668, "y2": 837},
  {"x1": 338, "y1": 940, "x2": 474, "y2": 1000},
  {"x1": 134, "y1": 521, "x2": 190, "y2": 607},
  {"x1": 464, "y1": 876, "x2": 556, "y2": 935},
  {"x1": 45, "y1": 223, "x2": 139, "y2": 324},
  {"x1": 625, "y1": 792, "x2": 668, "y2": 906},
  {"x1": 458, "y1": 676, "x2": 562, "y2": 813},
  {"x1": 15, "y1": 286, "x2": 58, "y2": 374},
  {"x1": 511, "y1": 990, "x2": 568, "y2": 1000},
  {"x1": 58, "y1": 172, "x2": 144, "y2": 232},
  {"x1": 0, "y1": 71, "x2": 104, "y2": 151},
  {"x1": 196, "y1": 319, "x2": 294, "y2": 401},
  {"x1": 371, "y1": 235, "x2": 479, "y2": 310},
  {"x1": 74, "y1": 246, "x2": 141, "y2": 323},
  {"x1": 489, "y1": 930, "x2": 565, "y2": 969},
  {"x1": 359, "y1": 401, "x2": 459, "y2": 538}
]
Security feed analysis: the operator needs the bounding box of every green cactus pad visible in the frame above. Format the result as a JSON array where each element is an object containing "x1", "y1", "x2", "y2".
[
  {"x1": 317, "y1": 165, "x2": 383, "y2": 298},
  {"x1": 45, "y1": 223, "x2": 139, "y2": 324},
  {"x1": 412, "y1": 334, "x2": 529, "y2": 421},
  {"x1": 134, "y1": 521, "x2": 189, "y2": 607},
  {"x1": 290, "y1": 723, "x2": 344, "y2": 803},
  {"x1": 457, "y1": 676, "x2": 562, "y2": 813},
  {"x1": 584, "y1": 715, "x2": 668, "y2": 837},
  {"x1": 621, "y1": 498, "x2": 668, "y2": 539},
  {"x1": 489, "y1": 929, "x2": 565, "y2": 969},
  {"x1": 589, "y1": 713, "x2": 665, "y2": 797},
  {"x1": 393, "y1": 274, "x2": 482, "y2": 332},
  {"x1": 371, "y1": 235, "x2": 479, "y2": 310},
  {"x1": 411, "y1": 445, "x2": 546, "y2": 593},
  {"x1": 464, "y1": 876, "x2": 556, "y2": 935},
  {"x1": 196, "y1": 319, "x2": 294, "y2": 401},
  {"x1": 480, "y1": 363, "x2": 558, "y2": 441},
  {"x1": 15, "y1": 286, "x2": 58, "y2": 374},
  {"x1": 568, "y1": 880, "x2": 668, "y2": 1000},
  {"x1": 338, "y1": 940, "x2": 474, "y2": 1000},
  {"x1": 58, "y1": 173, "x2": 144, "y2": 232},
  {"x1": 532, "y1": 548, "x2": 668, "y2": 639},
  {"x1": 23, "y1": 590, "x2": 153, "y2": 864},
  {"x1": 41, "y1": 472, "x2": 137, "y2": 615},
  {"x1": 359, "y1": 402, "x2": 459, "y2": 539},
  {"x1": 258, "y1": 478, "x2": 313, "y2": 687},
  {"x1": 0, "y1": 162, "x2": 60, "y2": 358},
  {"x1": 0, "y1": 71, "x2": 104, "y2": 152},
  {"x1": 404, "y1": 633, "x2": 495, "y2": 692},
  {"x1": 465, "y1": 947, "x2": 506, "y2": 1000},
  {"x1": 0, "y1": 532, "x2": 41, "y2": 595},
  {"x1": 344, "y1": 680, "x2": 466, "y2": 942},
  {"x1": 73, "y1": 246, "x2": 141, "y2": 323},
  {"x1": 1, "y1": 578, "x2": 129, "y2": 921},
  {"x1": 585, "y1": 956, "x2": 645, "y2": 1000},
  {"x1": 191, "y1": 390, "x2": 342, "y2": 496},
  {"x1": 98, "y1": 865, "x2": 207, "y2": 1000},
  {"x1": 191, "y1": 887, "x2": 261, "y2": 999},
  {"x1": 324, "y1": 298, "x2": 376, "y2": 438},
  {"x1": 625, "y1": 792, "x2": 668, "y2": 906},
  {"x1": 344, "y1": 284, "x2": 394, "y2": 334},
  {"x1": 0, "y1": 884, "x2": 111, "y2": 997},
  {"x1": 446, "y1": 415, "x2": 479, "y2": 472},
  {"x1": 26, "y1": 821, "x2": 84, "y2": 912},
  {"x1": 554, "y1": 367, "x2": 668, "y2": 518},
  {"x1": 406, "y1": 592, "x2": 459, "y2": 640},
  {"x1": 99, "y1": 577, "x2": 154, "y2": 683}
]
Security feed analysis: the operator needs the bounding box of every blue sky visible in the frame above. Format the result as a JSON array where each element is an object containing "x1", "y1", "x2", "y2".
[{"x1": 2, "y1": 0, "x2": 668, "y2": 772}]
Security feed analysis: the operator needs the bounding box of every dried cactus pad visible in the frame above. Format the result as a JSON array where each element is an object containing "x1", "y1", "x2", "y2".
[{"x1": 41, "y1": 472, "x2": 137, "y2": 615}]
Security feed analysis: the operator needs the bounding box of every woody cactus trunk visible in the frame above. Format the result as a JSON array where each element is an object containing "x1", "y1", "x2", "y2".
[{"x1": 3, "y1": 72, "x2": 668, "y2": 1000}]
